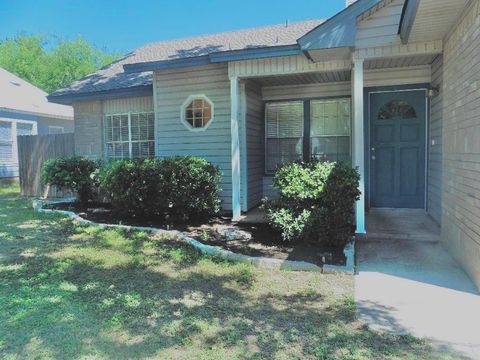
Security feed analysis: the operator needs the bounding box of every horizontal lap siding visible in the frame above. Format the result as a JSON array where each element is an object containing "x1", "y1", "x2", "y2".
[
  {"x1": 154, "y1": 64, "x2": 232, "y2": 211},
  {"x1": 428, "y1": 56, "x2": 443, "y2": 224},
  {"x1": 245, "y1": 80, "x2": 264, "y2": 209},
  {"x1": 102, "y1": 96, "x2": 153, "y2": 114},
  {"x1": 356, "y1": 0, "x2": 404, "y2": 48},
  {"x1": 262, "y1": 66, "x2": 431, "y2": 102},
  {"x1": 262, "y1": 82, "x2": 351, "y2": 101},
  {"x1": 442, "y1": 0, "x2": 480, "y2": 289},
  {"x1": 73, "y1": 96, "x2": 154, "y2": 159}
]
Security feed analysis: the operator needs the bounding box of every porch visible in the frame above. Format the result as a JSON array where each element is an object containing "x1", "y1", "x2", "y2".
[{"x1": 229, "y1": 46, "x2": 442, "y2": 233}]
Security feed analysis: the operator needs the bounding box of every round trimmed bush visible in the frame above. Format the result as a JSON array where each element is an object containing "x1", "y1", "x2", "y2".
[
  {"x1": 262, "y1": 160, "x2": 360, "y2": 248},
  {"x1": 41, "y1": 156, "x2": 99, "y2": 204}
]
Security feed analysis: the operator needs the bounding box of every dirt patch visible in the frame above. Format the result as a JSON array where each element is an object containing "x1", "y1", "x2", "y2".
[{"x1": 47, "y1": 202, "x2": 347, "y2": 266}]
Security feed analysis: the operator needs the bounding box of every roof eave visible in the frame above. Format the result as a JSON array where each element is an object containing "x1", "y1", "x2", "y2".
[
  {"x1": 399, "y1": 0, "x2": 421, "y2": 44},
  {"x1": 47, "y1": 84, "x2": 153, "y2": 105},
  {"x1": 297, "y1": 0, "x2": 380, "y2": 51},
  {"x1": 123, "y1": 45, "x2": 303, "y2": 73}
]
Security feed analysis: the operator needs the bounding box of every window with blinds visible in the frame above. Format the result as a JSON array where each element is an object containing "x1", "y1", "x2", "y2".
[
  {"x1": 310, "y1": 99, "x2": 351, "y2": 162},
  {"x1": 265, "y1": 101, "x2": 304, "y2": 173},
  {"x1": 0, "y1": 121, "x2": 13, "y2": 161},
  {"x1": 104, "y1": 112, "x2": 155, "y2": 159}
]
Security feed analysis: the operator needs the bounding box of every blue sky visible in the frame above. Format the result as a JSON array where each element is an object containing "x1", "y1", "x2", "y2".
[{"x1": 0, "y1": 0, "x2": 345, "y2": 54}]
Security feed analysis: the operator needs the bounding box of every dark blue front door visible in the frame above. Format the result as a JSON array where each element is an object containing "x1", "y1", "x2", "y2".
[{"x1": 370, "y1": 90, "x2": 426, "y2": 208}]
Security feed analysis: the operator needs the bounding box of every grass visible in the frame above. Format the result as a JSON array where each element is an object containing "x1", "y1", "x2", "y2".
[{"x1": 0, "y1": 183, "x2": 464, "y2": 359}]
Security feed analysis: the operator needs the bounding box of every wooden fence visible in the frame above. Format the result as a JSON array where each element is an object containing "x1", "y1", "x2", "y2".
[{"x1": 18, "y1": 133, "x2": 75, "y2": 198}]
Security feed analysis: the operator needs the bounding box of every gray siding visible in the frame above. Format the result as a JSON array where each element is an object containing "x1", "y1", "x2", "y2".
[
  {"x1": 73, "y1": 96, "x2": 154, "y2": 159},
  {"x1": 245, "y1": 80, "x2": 264, "y2": 209},
  {"x1": 262, "y1": 66, "x2": 432, "y2": 101},
  {"x1": 428, "y1": 56, "x2": 443, "y2": 224},
  {"x1": 263, "y1": 82, "x2": 351, "y2": 101},
  {"x1": 355, "y1": 0, "x2": 404, "y2": 48},
  {"x1": 154, "y1": 64, "x2": 232, "y2": 211},
  {"x1": 103, "y1": 96, "x2": 153, "y2": 114},
  {"x1": 73, "y1": 100, "x2": 104, "y2": 159},
  {"x1": 441, "y1": 0, "x2": 480, "y2": 289}
]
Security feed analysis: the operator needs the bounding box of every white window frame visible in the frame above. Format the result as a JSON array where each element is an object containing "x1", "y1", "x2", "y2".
[
  {"x1": 180, "y1": 94, "x2": 215, "y2": 132},
  {"x1": 0, "y1": 119, "x2": 37, "y2": 163},
  {"x1": 264, "y1": 101, "x2": 305, "y2": 174},
  {"x1": 48, "y1": 126, "x2": 64, "y2": 134},
  {"x1": 309, "y1": 98, "x2": 352, "y2": 162},
  {"x1": 103, "y1": 111, "x2": 155, "y2": 159}
]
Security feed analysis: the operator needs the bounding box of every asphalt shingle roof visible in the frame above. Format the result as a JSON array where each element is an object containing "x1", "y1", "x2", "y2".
[{"x1": 49, "y1": 19, "x2": 324, "y2": 99}]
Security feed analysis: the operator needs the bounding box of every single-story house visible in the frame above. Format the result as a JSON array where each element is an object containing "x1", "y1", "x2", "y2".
[
  {"x1": 48, "y1": 0, "x2": 480, "y2": 288},
  {"x1": 0, "y1": 67, "x2": 74, "y2": 178}
]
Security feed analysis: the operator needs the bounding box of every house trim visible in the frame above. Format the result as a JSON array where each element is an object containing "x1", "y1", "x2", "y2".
[
  {"x1": 123, "y1": 45, "x2": 305, "y2": 74},
  {"x1": 399, "y1": 0, "x2": 421, "y2": 44},
  {"x1": 230, "y1": 76, "x2": 241, "y2": 220},
  {"x1": 47, "y1": 85, "x2": 153, "y2": 105},
  {"x1": 180, "y1": 94, "x2": 216, "y2": 132}
]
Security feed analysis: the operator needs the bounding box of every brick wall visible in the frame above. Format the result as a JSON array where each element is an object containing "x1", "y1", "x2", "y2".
[{"x1": 442, "y1": 0, "x2": 480, "y2": 289}]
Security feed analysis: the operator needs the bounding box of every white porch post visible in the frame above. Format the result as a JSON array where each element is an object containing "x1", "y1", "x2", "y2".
[
  {"x1": 240, "y1": 82, "x2": 248, "y2": 212},
  {"x1": 352, "y1": 59, "x2": 366, "y2": 234},
  {"x1": 230, "y1": 76, "x2": 242, "y2": 221}
]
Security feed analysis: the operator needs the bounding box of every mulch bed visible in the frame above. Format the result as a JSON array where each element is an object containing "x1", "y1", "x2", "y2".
[{"x1": 47, "y1": 202, "x2": 347, "y2": 266}]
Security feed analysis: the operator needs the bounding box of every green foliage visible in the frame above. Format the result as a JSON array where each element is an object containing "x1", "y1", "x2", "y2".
[
  {"x1": 0, "y1": 34, "x2": 119, "y2": 93},
  {"x1": 41, "y1": 156, "x2": 99, "y2": 204},
  {"x1": 263, "y1": 161, "x2": 360, "y2": 248},
  {"x1": 99, "y1": 156, "x2": 222, "y2": 220}
]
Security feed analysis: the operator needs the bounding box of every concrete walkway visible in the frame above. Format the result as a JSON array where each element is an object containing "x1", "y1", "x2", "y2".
[{"x1": 355, "y1": 240, "x2": 480, "y2": 359}]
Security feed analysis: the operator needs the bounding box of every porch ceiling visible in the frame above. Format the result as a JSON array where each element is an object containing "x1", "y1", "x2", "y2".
[
  {"x1": 254, "y1": 70, "x2": 351, "y2": 87},
  {"x1": 408, "y1": 0, "x2": 468, "y2": 43},
  {"x1": 364, "y1": 54, "x2": 438, "y2": 70}
]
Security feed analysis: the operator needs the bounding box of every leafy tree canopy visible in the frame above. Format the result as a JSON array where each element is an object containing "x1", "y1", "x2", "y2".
[{"x1": 0, "y1": 34, "x2": 120, "y2": 93}]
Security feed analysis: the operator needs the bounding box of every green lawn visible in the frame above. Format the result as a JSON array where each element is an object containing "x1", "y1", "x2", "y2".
[{"x1": 0, "y1": 184, "x2": 461, "y2": 359}]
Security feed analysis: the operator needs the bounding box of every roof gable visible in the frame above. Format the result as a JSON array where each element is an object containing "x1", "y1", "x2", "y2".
[{"x1": 297, "y1": 0, "x2": 381, "y2": 50}]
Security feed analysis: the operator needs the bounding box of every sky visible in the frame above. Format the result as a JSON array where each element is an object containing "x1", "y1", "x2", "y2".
[{"x1": 0, "y1": 0, "x2": 345, "y2": 54}]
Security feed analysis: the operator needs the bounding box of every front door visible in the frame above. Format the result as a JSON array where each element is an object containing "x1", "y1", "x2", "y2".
[{"x1": 369, "y1": 90, "x2": 426, "y2": 208}]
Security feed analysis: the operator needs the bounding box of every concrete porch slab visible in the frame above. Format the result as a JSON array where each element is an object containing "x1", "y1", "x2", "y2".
[
  {"x1": 355, "y1": 240, "x2": 480, "y2": 359},
  {"x1": 366, "y1": 208, "x2": 441, "y2": 242}
]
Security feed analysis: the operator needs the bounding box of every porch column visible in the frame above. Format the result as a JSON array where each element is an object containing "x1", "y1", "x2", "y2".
[
  {"x1": 352, "y1": 59, "x2": 366, "y2": 234},
  {"x1": 230, "y1": 76, "x2": 242, "y2": 221}
]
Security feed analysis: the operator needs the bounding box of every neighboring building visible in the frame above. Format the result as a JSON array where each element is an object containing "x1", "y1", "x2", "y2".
[
  {"x1": 49, "y1": 0, "x2": 480, "y2": 288},
  {"x1": 0, "y1": 67, "x2": 74, "y2": 178}
]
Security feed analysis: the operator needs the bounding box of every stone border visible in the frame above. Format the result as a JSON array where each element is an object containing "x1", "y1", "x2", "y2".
[{"x1": 33, "y1": 199, "x2": 355, "y2": 274}]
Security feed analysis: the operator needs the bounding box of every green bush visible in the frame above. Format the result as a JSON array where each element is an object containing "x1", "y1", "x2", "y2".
[
  {"x1": 262, "y1": 161, "x2": 360, "y2": 248},
  {"x1": 97, "y1": 159, "x2": 162, "y2": 218},
  {"x1": 159, "y1": 156, "x2": 222, "y2": 219},
  {"x1": 41, "y1": 156, "x2": 99, "y2": 204},
  {"x1": 99, "y1": 156, "x2": 221, "y2": 220}
]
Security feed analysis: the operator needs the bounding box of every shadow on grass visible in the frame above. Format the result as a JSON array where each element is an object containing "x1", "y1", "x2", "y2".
[{"x1": 0, "y1": 187, "x2": 469, "y2": 359}]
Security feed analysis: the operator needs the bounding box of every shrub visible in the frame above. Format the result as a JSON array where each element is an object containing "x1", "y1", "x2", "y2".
[
  {"x1": 99, "y1": 156, "x2": 221, "y2": 220},
  {"x1": 159, "y1": 156, "x2": 222, "y2": 219},
  {"x1": 41, "y1": 156, "x2": 99, "y2": 204},
  {"x1": 98, "y1": 159, "x2": 163, "y2": 218},
  {"x1": 262, "y1": 161, "x2": 360, "y2": 248}
]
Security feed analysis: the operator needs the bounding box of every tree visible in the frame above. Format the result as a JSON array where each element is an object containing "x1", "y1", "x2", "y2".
[{"x1": 0, "y1": 34, "x2": 119, "y2": 93}]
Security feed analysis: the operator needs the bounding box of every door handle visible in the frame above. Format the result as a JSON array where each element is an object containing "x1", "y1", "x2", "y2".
[{"x1": 371, "y1": 147, "x2": 375, "y2": 161}]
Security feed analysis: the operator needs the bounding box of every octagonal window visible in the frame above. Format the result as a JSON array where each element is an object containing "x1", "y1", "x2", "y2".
[{"x1": 181, "y1": 95, "x2": 214, "y2": 131}]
